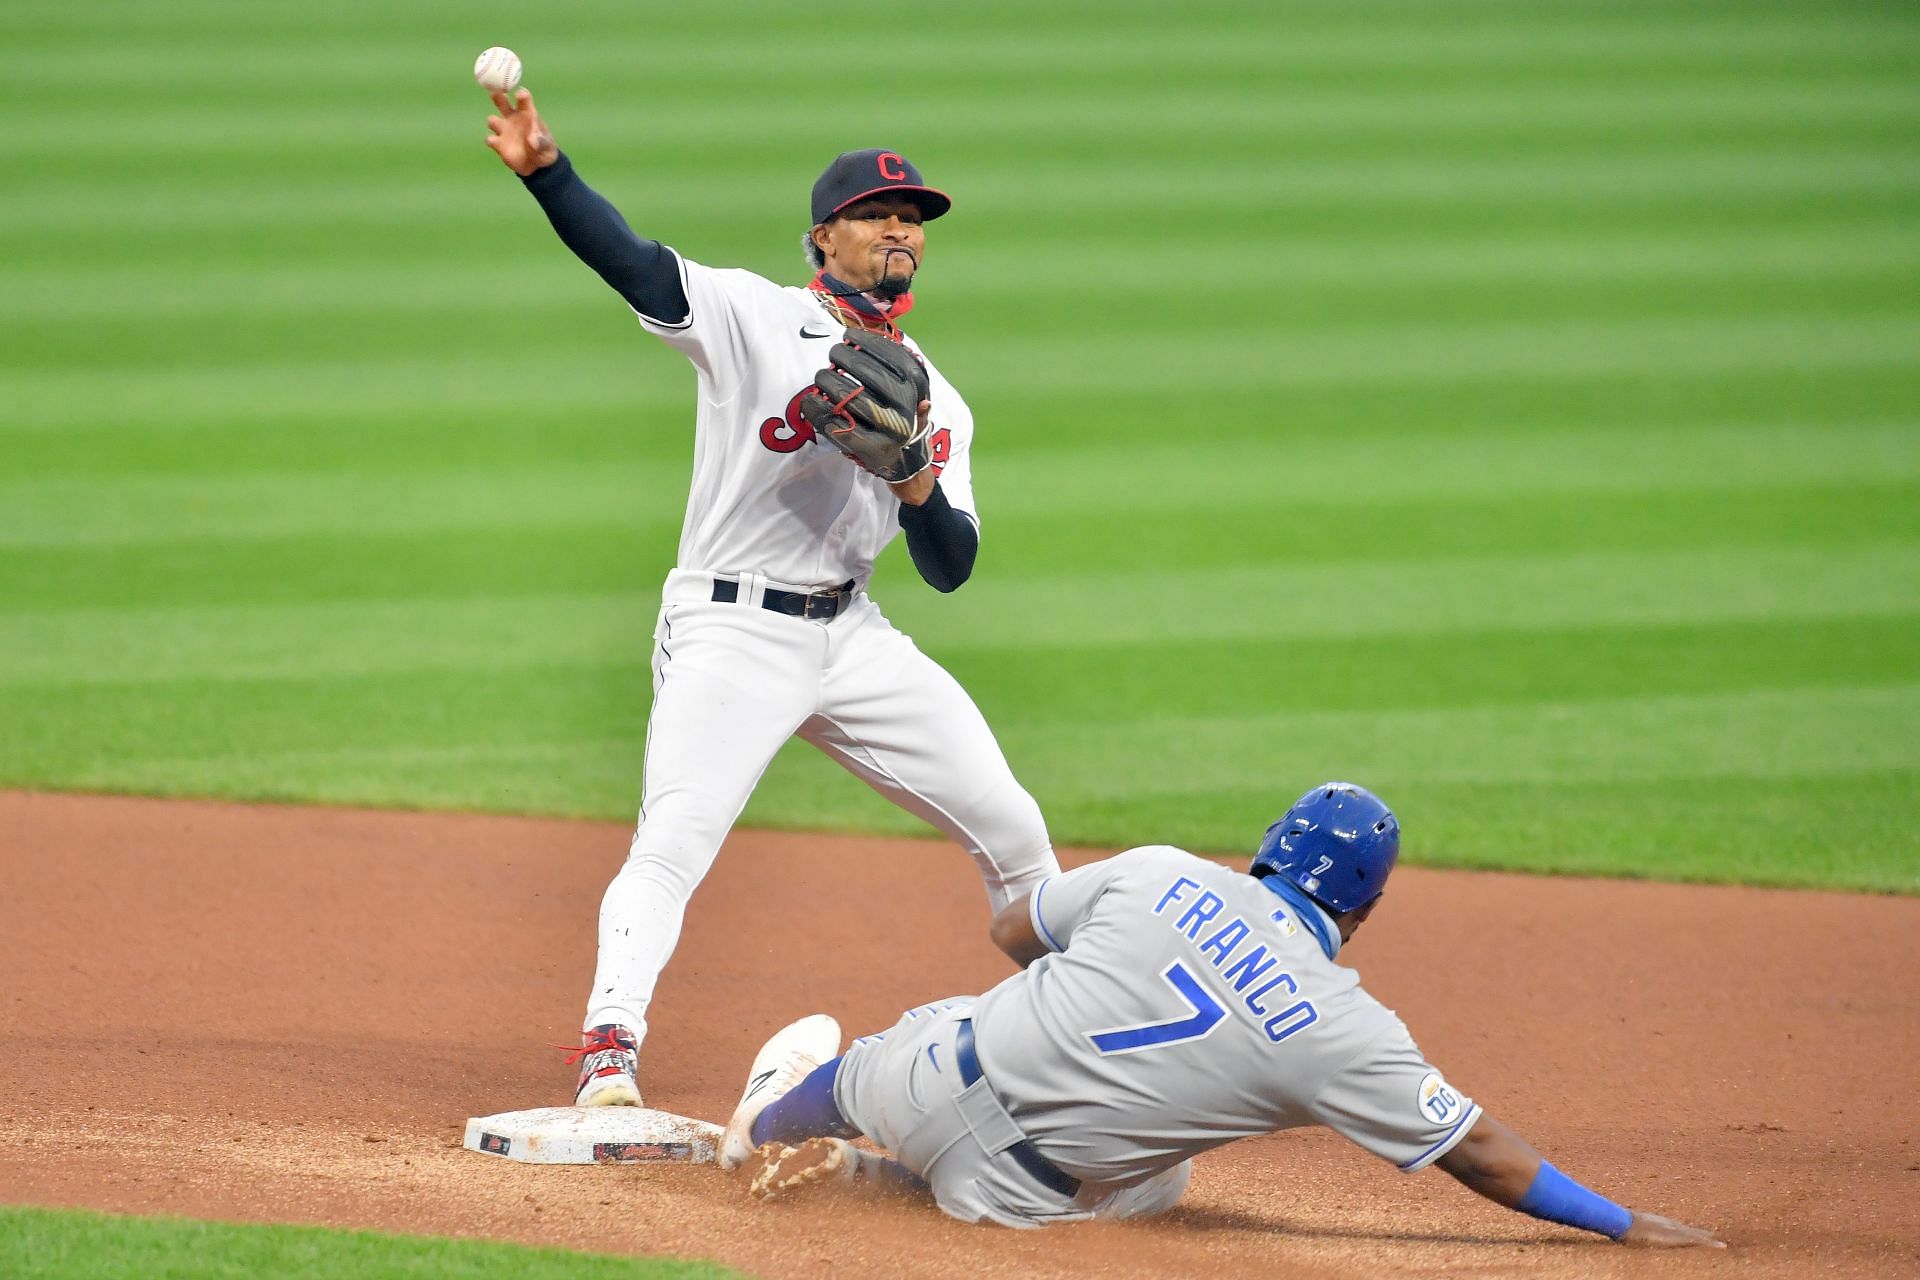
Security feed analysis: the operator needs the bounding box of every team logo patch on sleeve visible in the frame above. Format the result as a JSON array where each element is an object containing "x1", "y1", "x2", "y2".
[{"x1": 1417, "y1": 1071, "x2": 1466, "y2": 1126}]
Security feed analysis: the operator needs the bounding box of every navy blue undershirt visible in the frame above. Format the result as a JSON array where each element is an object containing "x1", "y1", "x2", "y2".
[
  {"x1": 518, "y1": 153, "x2": 978, "y2": 590},
  {"x1": 521, "y1": 151, "x2": 689, "y2": 322},
  {"x1": 897, "y1": 482, "x2": 979, "y2": 592}
]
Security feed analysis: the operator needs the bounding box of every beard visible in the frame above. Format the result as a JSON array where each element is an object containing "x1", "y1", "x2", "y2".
[{"x1": 871, "y1": 248, "x2": 917, "y2": 300}]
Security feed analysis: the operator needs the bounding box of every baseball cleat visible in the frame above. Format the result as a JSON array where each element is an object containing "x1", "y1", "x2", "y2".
[
  {"x1": 562, "y1": 1023, "x2": 643, "y2": 1107},
  {"x1": 718, "y1": 1013, "x2": 841, "y2": 1171},
  {"x1": 745, "y1": 1137, "x2": 859, "y2": 1201}
]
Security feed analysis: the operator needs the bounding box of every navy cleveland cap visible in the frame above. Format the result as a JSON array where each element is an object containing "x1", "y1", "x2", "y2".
[{"x1": 811, "y1": 148, "x2": 952, "y2": 225}]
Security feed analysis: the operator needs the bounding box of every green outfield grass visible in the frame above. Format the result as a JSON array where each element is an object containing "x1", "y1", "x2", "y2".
[
  {"x1": 4, "y1": 0, "x2": 1918, "y2": 893},
  {"x1": 0, "y1": 1206, "x2": 735, "y2": 1279}
]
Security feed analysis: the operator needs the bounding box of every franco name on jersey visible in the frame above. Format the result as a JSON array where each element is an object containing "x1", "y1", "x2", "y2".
[{"x1": 1141, "y1": 875, "x2": 1321, "y2": 1046}]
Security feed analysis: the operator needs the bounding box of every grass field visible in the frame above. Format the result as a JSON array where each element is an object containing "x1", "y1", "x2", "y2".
[
  {"x1": 5, "y1": 0, "x2": 1919, "y2": 897},
  {"x1": 0, "y1": 1206, "x2": 735, "y2": 1279}
]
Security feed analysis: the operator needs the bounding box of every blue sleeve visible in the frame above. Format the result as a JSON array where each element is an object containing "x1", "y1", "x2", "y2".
[
  {"x1": 1517, "y1": 1162, "x2": 1634, "y2": 1238},
  {"x1": 521, "y1": 152, "x2": 690, "y2": 324}
]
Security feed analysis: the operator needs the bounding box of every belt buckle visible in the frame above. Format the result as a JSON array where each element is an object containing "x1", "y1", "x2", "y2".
[{"x1": 807, "y1": 582, "x2": 852, "y2": 620}]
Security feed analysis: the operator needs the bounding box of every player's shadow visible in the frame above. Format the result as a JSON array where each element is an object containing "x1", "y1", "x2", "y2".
[{"x1": 1159, "y1": 1204, "x2": 1589, "y2": 1249}]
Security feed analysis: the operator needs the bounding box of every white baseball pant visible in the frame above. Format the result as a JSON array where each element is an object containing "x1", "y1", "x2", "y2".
[{"x1": 586, "y1": 570, "x2": 1058, "y2": 1044}]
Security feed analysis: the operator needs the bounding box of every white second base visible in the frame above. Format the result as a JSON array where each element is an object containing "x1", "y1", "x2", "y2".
[{"x1": 464, "y1": 1106, "x2": 724, "y2": 1164}]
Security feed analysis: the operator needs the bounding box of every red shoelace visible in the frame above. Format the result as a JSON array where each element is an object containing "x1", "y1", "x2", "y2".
[{"x1": 553, "y1": 1027, "x2": 631, "y2": 1064}]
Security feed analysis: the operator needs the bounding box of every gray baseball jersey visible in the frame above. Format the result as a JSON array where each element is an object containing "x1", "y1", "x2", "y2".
[{"x1": 969, "y1": 845, "x2": 1480, "y2": 1185}]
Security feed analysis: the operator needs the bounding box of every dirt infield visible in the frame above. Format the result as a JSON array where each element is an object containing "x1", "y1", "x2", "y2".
[{"x1": 2, "y1": 791, "x2": 1916, "y2": 1277}]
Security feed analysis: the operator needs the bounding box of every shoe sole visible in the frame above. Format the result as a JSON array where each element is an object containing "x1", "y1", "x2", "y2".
[
  {"x1": 718, "y1": 1014, "x2": 842, "y2": 1171},
  {"x1": 577, "y1": 1080, "x2": 644, "y2": 1107}
]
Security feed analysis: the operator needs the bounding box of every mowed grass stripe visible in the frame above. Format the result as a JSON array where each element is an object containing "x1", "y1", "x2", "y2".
[
  {"x1": 19, "y1": 78, "x2": 1919, "y2": 158},
  {"x1": 8, "y1": 313, "x2": 1917, "y2": 431},
  {"x1": 16, "y1": 270, "x2": 1920, "y2": 369},
  {"x1": 3, "y1": 669, "x2": 657, "y2": 770},
  {"x1": 1020, "y1": 771, "x2": 1920, "y2": 893},
  {"x1": 11, "y1": 223, "x2": 1920, "y2": 322},
  {"x1": 35, "y1": 199, "x2": 1913, "y2": 279},
  {"x1": 956, "y1": 616, "x2": 1920, "y2": 721},
  {"x1": 984, "y1": 686, "x2": 1920, "y2": 793},
  {"x1": 13, "y1": 367, "x2": 1906, "y2": 460},
  {"x1": 12, "y1": 672, "x2": 1915, "y2": 797},
  {"x1": 933, "y1": 316, "x2": 1920, "y2": 393},
  {"x1": 3, "y1": 420, "x2": 1913, "y2": 547},
  {"x1": 3, "y1": 545, "x2": 1914, "y2": 683},
  {"x1": 997, "y1": 483, "x2": 1920, "y2": 576},
  {"x1": 6, "y1": 480, "x2": 1915, "y2": 609},
  {"x1": 5, "y1": 613, "x2": 1909, "y2": 759},
  {"x1": 19, "y1": 687, "x2": 1914, "y2": 871},
  {"x1": 8, "y1": 1, "x2": 1913, "y2": 71},
  {"x1": 882, "y1": 545, "x2": 1920, "y2": 649},
  {"x1": 8, "y1": 699, "x2": 1908, "y2": 892},
  {"x1": 14, "y1": 146, "x2": 1918, "y2": 237},
  {"x1": 15, "y1": 279, "x2": 1920, "y2": 392},
  {"x1": 5, "y1": 363, "x2": 1910, "y2": 464},
  {"x1": 1400, "y1": 772, "x2": 1920, "y2": 890},
  {"x1": 27, "y1": 72, "x2": 1915, "y2": 128},
  {"x1": 0, "y1": 1204, "x2": 738, "y2": 1280},
  {"x1": 0, "y1": 352, "x2": 684, "y2": 433}
]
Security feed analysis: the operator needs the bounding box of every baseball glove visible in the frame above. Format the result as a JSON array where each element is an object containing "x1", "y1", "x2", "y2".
[{"x1": 797, "y1": 329, "x2": 932, "y2": 483}]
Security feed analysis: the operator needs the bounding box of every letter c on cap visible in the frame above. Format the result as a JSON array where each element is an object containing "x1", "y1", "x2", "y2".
[{"x1": 877, "y1": 152, "x2": 907, "y2": 181}]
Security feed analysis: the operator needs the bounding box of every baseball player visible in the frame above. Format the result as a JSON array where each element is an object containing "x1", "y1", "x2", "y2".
[
  {"x1": 482, "y1": 89, "x2": 1060, "y2": 1105},
  {"x1": 716, "y1": 783, "x2": 1724, "y2": 1248}
]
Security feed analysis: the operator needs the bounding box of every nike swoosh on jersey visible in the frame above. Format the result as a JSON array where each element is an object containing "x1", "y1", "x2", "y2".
[{"x1": 799, "y1": 323, "x2": 836, "y2": 339}]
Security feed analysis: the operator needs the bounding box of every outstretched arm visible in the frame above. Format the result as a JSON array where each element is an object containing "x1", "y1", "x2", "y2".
[
  {"x1": 1437, "y1": 1112, "x2": 1722, "y2": 1248},
  {"x1": 484, "y1": 88, "x2": 690, "y2": 324}
]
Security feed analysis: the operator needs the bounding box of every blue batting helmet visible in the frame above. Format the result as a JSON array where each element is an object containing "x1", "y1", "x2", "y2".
[{"x1": 1250, "y1": 782, "x2": 1401, "y2": 913}]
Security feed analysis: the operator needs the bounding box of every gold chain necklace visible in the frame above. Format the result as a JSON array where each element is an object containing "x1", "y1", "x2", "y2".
[{"x1": 811, "y1": 287, "x2": 899, "y2": 338}]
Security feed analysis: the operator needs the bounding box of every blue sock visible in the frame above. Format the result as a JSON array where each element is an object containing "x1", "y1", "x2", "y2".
[{"x1": 750, "y1": 1056, "x2": 860, "y2": 1147}]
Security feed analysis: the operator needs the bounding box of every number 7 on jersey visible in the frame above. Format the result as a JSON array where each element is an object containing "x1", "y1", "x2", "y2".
[{"x1": 1087, "y1": 962, "x2": 1227, "y2": 1055}]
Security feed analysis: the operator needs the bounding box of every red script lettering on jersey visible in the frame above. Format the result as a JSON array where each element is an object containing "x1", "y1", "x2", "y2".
[{"x1": 759, "y1": 390, "x2": 817, "y2": 453}]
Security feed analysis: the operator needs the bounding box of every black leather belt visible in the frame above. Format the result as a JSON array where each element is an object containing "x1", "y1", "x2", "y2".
[
  {"x1": 954, "y1": 1018, "x2": 1081, "y2": 1198},
  {"x1": 710, "y1": 577, "x2": 855, "y2": 620}
]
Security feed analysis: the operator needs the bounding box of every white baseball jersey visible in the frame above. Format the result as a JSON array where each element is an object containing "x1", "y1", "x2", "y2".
[
  {"x1": 968, "y1": 845, "x2": 1480, "y2": 1184},
  {"x1": 638, "y1": 256, "x2": 976, "y2": 589},
  {"x1": 582, "y1": 252, "x2": 1057, "y2": 1053}
]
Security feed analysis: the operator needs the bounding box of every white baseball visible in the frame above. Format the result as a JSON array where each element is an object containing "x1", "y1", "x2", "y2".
[{"x1": 473, "y1": 47, "x2": 523, "y2": 94}]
